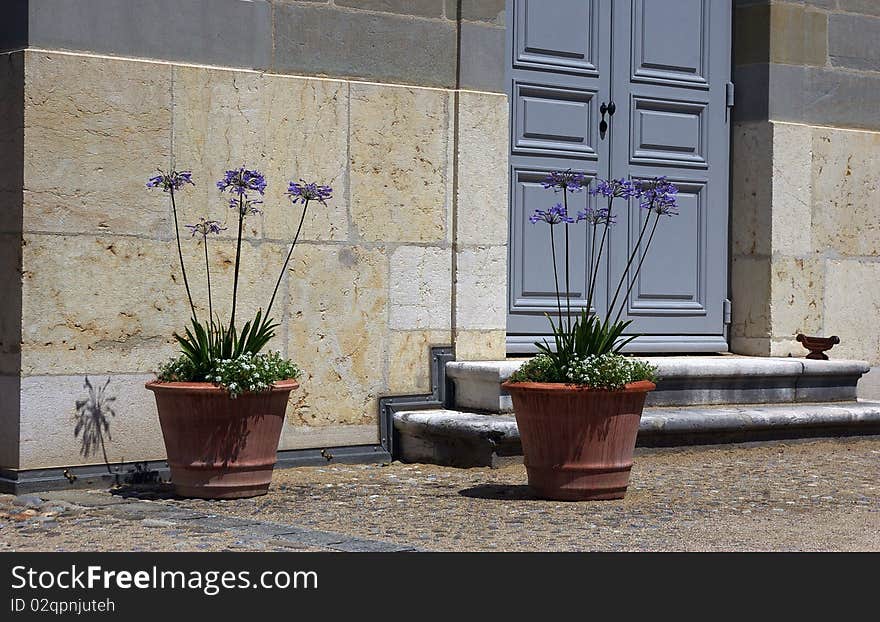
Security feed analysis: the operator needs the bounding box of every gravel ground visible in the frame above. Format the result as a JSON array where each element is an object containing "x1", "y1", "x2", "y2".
[{"x1": 2, "y1": 436, "x2": 878, "y2": 552}]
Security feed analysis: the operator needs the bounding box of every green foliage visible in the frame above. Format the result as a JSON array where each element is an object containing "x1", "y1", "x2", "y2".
[
  {"x1": 158, "y1": 350, "x2": 301, "y2": 398},
  {"x1": 509, "y1": 352, "x2": 657, "y2": 390},
  {"x1": 532, "y1": 311, "x2": 636, "y2": 381},
  {"x1": 173, "y1": 309, "x2": 279, "y2": 379}
]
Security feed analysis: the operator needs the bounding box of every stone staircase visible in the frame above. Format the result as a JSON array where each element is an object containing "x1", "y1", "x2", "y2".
[{"x1": 393, "y1": 356, "x2": 880, "y2": 467}]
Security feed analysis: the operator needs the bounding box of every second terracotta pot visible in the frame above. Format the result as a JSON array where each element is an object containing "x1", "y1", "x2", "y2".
[
  {"x1": 503, "y1": 380, "x2": 655, "y2": 501},
  {"x1": 146, "y1": 380, "x2": 297, "y2": 499}
]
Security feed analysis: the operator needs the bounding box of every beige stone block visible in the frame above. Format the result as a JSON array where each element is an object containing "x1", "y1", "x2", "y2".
[
  {"x1": 454, "y1": 329, "x2": 506, "y2": 361},
  {"x1": 770, "y1": 5, "x2": 828, "y2": 67},
  {"x1": 730, "y1": 121, "x2": 772, "y2": 257},
  {"x1": 279, "y1": 424, "x2": 378, "y2": 451},
  {"x1": 771, "y1": 122, "x2": 813, "y2": 257},
  {"x1": 730, "y1": 336, "x2": 771, "y2": 357},
  {"x1": 172, "y1": 66, "x2": 350, "y2": 243},
  {"x1": 770, "y1": 256, "x2": 824, "y2": 339},
  {"x1": 350, "y1": 84, "x2": 449, "y2": 243},
  {"x1": 388, "y1": 329, "x2": 452, "y2": 394},
  {"x1": 20, "y1": 233, "x2": 290, "y2": 375},
  {"x1": 455, "y1": 245, "x2": 506, "y2": 330},
  {"x1": 824, "y1": 259, "x2": 880, "y2": 364},
  {"x1": 730, "y1": 255, "x2": 771, "y2": 340},
  {"x1": 23, "y1": 52, "x2": 173, "y2": 237},
  {"x1": 770, "y1": 339, "x2": 805, "y2": 359},
  {"x1": 18, "y1": 374, "x2": 166, "y2": 469},
  {"x1": 456, "y1": 91, "x2": 509, "y2": 246},
  {"x1": 286, "y1": 244, "x2": 389, "y2": 427},
  {"x1": 811, "y1": 126, "x2": 880, "y2": 257},
  {"x1": 389, "y1": 245, "x2": 452, "y2": 330}
]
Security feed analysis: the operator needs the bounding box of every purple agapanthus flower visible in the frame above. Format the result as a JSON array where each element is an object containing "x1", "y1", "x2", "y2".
[
  {"x1": 227, "y1": 196, "x2": 263, "y2": 216},
  {"x1": 636, "y1": 176, "x2": 679, "y2": 216},
  {"x1": 287, "y1": 180, "x2": 333, "y2": 206},
  {"x1": 589, "y1": 177, "x2": 637, "y2": 200},
  {"x1": 146, "y1": 170, "x2": 194, "y2": 192},
  {"x1": 530, "y1": 203, "x2": 574, "y2": 225},
  {"x1": 217, "y1": 167, "x2": 267, "y2": 196},
  {"x1": 578, "y1": 206, "x2": 615, "y2": 226},
  {"x1": 185, "y1": 218, "x2": 227, "y2": 237},
  {"x1": 542, "y1": 169, "x2": 587, "y2": 193}
]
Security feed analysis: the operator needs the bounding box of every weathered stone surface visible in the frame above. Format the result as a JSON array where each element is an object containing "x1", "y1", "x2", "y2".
[
  {"x1": 279, "y1": 424, "x2": 378, "y2": 452},
  {"x1": 0, "y1": 234, "x2": 21, "y2": 376},
  {"x1": 0, "y1": 52, "x2": 23, "y2": 235},
  {"x1": 824, "y1": 259, "x2": 880, "y2": 363},
  {"x1": 18, "y1": 374, "x2": 165, "y2": 470},
  {"x1": 771, "y1": 4, "x2": 828, "y2": 66},
  {"x1": 829, "y1": 13, "x2": 880, "y2": 71},
  {"x1": 350, "y1": 84, "x2": 449, "y2": 243},
  {"x1": 20, "y1": 234, "x2": 289, "y2": 375},
  {"x1": 455, "y1": 91, "x2": 509, "y2": 246},
  {"x1": 731, "y1": 255, "x2": 771, "y2": 341},
  {"x1": 811, "y1": 125, "x2": 880, "y2": 256},
  {"x1": 335, "y1": 0, "x2": 443, "y2": 18},
  {"x1": 730, "y1": 121, "x2": 772, "y2": 257},
  {"x1": 455, "y1": 246, "x2": 506, "y2": 330},
  {"x1": 172, "y1": 66, "x2": 350, "y2": 243},
  {"x1": 286, "y1": 244, "x2": 389, "y2": 427},
  {"x1": 771, "y1": 122, "x2": 813, "y2": 256},
  {"x1": 388, "y1": 329, "x2": 451, "y2": 394},
  {"x1": 23, "y1": 52, "x2": 172, "y2": 237},
  {"x1": 453, "y1": 329, "x2": 506, "y2": 361},
  {"x1": 458, "y1": 22, "x2": 506, "y2": 93},
  {"x1": 448, "y1": 0, "x2": 506, "y2": 24},
  {"x1": 771, "y1": 256, "x2": 824, "y2": 340},
  {"x1": 389, "y1": 246, "x2": 452, "y2": 330}
]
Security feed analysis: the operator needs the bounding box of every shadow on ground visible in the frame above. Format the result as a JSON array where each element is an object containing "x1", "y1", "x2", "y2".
[{"x1": 458, "y1": 484, "x2": 538, "y2": 501}]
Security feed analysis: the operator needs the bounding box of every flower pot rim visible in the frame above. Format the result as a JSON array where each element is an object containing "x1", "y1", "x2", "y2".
[
  {"x1": 145, "y1": 379, "x2": 299, "y2": 394},
  {"x1": 501, "y1": 379, "x2": 656, "y2": 393}
]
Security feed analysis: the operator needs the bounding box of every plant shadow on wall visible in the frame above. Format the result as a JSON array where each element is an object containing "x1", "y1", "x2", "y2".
[
  {"x1": 74, "y1": 376, "x2": 117, "y2": 473},
  {"x1": 144, "y1": 168, "x2": 333, "y2": 499},
  {"x1": 503, "y1": 172, "x2": 678, "y2": 502}
]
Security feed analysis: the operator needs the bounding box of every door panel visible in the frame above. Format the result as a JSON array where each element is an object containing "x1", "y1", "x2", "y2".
[{"x1": 506, "y1": 0, "x2": 731, "y2": 352}]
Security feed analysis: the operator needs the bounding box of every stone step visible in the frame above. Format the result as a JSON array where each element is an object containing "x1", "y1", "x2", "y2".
[
  {"x1": 393, "y1": 402, "x2": 880, "y2": 467},
  {"x1": 446, "y1": 356, "x2": 870, "y2": 413}
]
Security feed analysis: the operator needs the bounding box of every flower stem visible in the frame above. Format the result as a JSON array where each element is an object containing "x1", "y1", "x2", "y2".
[
  {"x1": 549, "y1": 224, "x2": 563, "y2": 322},
  {"x1": 204, "y1": 235, "x2": 213, "y2": 326},
  {"x1": 608, "y1": 205, "x2": 653, "y2": 321},
  {"x1": 266, "y1": 199, "x2": 310, "y2": 318},
  {"x1": 614, "y1": 210, "x2": 661, "y2": 324},
  {"x1": 563, "y1": 192, "x2": 572, "y2": 332},
  {"x1": 230, "y1": 194, "x2": 245, "y2": 329},
  {"x1": 586, "y1": 220, "x2": 597, "y2": 315},
  {"x1": 587, "y1": 203, "x2": 611, "y2": 319},
  {"x1": 169, "y1": 187, "x2": 197, "y2": 322}
]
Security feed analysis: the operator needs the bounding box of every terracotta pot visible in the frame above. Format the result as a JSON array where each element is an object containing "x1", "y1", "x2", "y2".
[
  {"x1": 502, "y1": 380, "x2": 655, "y2": 501},
  {"x1": 145, "y1": 380, "x2": 298, "y2": 499}
]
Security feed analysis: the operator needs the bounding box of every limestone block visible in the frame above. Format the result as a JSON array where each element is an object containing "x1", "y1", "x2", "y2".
[
  {"x1": 388, "y1": 329, "x2": 452, "y2": 394},
  {"x1": 771, "y1": 256, "x2": 824, "y2": 338},
  {"x1": 771, "y1": 122, "x2": 813, "y2": 257},
  {"x1": 286, "y1": 244, "x2": 389, "y2": 427},
  {"x1": 456, "y1": 91, "x2": 509, "y2": 246},
  {"x1": 172, "y1": 66, "x2": 350, "y2": 243},
  {"x1": 824, "y1": 259, "x2": 880, "y2": 364},
  {"x1": 279, "y1": 423, "x2": 379, "y2": 452},
  {"x1": 350, "y1": 84, "x2": 449, "y2": 243},
  {"x1": 731, "y1": 255, "x2": 771, "y2": 341},
  {"x1": 23, "y1": 52, "x2": 173, "y2": 237},
  {"x1": 811, "y1": 126, "x2": 880, "y2": 257},
  {"x1": 18, "y1": 374, "x2": 165, "y2": 470},
  {"x1": 730, "y1": 121, "x2": 772, "y2": 257},
  {"x1": 389, "y1": 246, "x2": 452, "y2": 330},
  {"x1": 455, "y1": 246, "x2": 507, "y2": 330},
  {"x1": 454, "y1": 329, "x2": 506, "y2": 361},
  {"x1": 20, "y1": 233, "x2": 290, "y2": 375}
]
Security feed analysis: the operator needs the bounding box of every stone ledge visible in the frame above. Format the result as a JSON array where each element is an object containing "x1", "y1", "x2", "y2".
[
  {"x1": 394, "y1": 402, "x2": 880, "y2": 467},
  {"x1": 446, "y1": 356, "x2": 871, "y2": 413}
]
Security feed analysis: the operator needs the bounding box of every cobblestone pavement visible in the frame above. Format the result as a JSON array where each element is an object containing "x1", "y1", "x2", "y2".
[{"x1": 2, "y1": 437, "x2": 878, "y2": 552}]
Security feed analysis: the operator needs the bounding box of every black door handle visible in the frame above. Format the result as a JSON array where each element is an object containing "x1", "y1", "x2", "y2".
[{"x1": 599, "y1": 101, "x2": 616, "y2": 137}]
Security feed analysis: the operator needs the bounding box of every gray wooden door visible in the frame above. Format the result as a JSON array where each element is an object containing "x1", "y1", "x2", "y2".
[{"x1": 506, "y1": 0, "x2": 731, "y2": 353}]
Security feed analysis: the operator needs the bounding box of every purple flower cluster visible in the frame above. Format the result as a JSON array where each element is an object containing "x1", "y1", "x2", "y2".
[
  {"x1": 589, "y1": 178, "x2": 637, "y2": 200},
  {"x1": 288, "y1": 180, "x2": 333, "y2": 206},
  {"x1": 636, "y1": 176, "x2": 679, "y2": 216},
  {"x1": 146, "y1": 170, "x2": 194, "y2": 192},
  {"x1": 217, "y1": 167, "x2": 267, "y2": 196},
  {"x1": 185, "y1": 218, "x2": 227, "y2": 237},
  {"x1": 530, "y1": 203, "x2": 574, "y2": 225},
  {"x1": 542, "y1": 169, "x2": 587, "y2": 193}
]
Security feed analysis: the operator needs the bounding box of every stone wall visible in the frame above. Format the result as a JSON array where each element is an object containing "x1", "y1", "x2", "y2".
[
  {"x1": 0, "y1": 48, "x2": 508, "y2": 471},
  {"x1": 731, "y1": 1, "x2": 880, "y2": 379}
]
